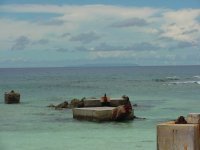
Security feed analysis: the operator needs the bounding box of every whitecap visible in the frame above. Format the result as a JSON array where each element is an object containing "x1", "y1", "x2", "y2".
[
  {"x1": 166, "y1": 76, "x2": 179, "y2": 80},
  {"x1": 193, "y1": 76, "x2": 200, "y2": 79},
  {"x1": 170, "y1": 80, "x2": 200, "y2": 85},
  {"x1": 195, "y1": 81, "x2": 200, "y2": 85}
]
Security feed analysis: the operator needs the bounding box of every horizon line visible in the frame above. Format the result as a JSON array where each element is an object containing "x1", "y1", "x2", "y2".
[{"x1": 0, "y1": 64, "x2": 200, "y2": 69}]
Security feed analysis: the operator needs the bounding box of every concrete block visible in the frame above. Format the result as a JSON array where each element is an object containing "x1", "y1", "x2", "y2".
[
  {"x1": 4, "y1": 90, "x2": 20, "y2": 104},
  {"x1": 73, "y1": 107, "x2": 115, "y2": 122},
  {"x1": 157, "y1": 121, "x2": 200, "y2": 150},
  {"x1": 110, "y1": 98, "x2": 128, "y2": 107},
  {"x1": 83, "y1": 99, "x2": 101, "y2": 107},
  {"x1": 187, "y1": 113, "x2": 200, "y2": 124},
  {"x1": 83, "y1": 98, "x2": 128, "y2": 107}
]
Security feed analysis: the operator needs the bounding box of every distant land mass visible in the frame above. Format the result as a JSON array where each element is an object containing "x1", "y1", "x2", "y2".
[{"x1": 79, "y1": 63, "x2": 139, "y2": 67}]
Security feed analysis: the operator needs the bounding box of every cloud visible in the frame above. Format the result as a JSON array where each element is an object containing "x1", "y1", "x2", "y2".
[
  {"x1": 69, "y1": 31, "x2": 101, "y2": 44},
  {"x1": 11, "y1": 36, "x2": 30, "y2": 50},
  {"x1": 182, "y1": 29, "x2": 199, "y2": 35},
  {"x1": 75, "y1": 46, "x2": 89, "y2": 51},
  {"x1": 126, "y1": 42, "x2": 160, "y2": 51},
  {"x1": 176, "y1": 41, "x2": 196, "y2": 48},
  {"x1": 11, "y1": 36, "x2": 50, "y2": 51},
  {"x1": 93, "y1": 43, "x2": 124, "y2": 51},
  {"x1": 93, "y1": 42, "x2": 160, "y2": 51},
  {"x1": 55, "y1": 48, "x2": 69, "y2": 52},
  {"x1": 0, "y1": 4, "x2": 158, "y2": 18},
  {"x1": 170, "y1": 41, "x2": 198, "y2": 50},
  {"x1": 110, "y1": 18, "x2": 148, "y2": 28},
  {"x1": 37, "y1": 19, "x2": 65, "y2": 26},
  {"x1": 60, "y1": 33, "x2": 71, "y2": 38},
  {"x1": 32, "y1": 39, "x2": 49, "y2": 45},
  {"x1": 160, "y1": 9, "x2": 200, "y2": 42}
]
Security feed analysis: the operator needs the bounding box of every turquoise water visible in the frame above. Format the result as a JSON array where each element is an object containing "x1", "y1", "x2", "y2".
[{"x1": 0, "y1": 66, "x2": 200, "y2": 150}]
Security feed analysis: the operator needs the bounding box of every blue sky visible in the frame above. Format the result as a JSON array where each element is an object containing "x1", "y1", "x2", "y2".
[{"x1": 0, "y1": 0, "x2": 200, "y2": 67}]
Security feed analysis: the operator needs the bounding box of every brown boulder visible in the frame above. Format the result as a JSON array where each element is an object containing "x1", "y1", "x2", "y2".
[{"x1": 111, "y1": 105, "x2": 134, "y2": 121}]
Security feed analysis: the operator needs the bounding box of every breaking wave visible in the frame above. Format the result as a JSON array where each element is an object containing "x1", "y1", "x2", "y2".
[
  {"x1": 193, "y1": 76, "x2": 200, "y2": 79},
  {"x1": 169, "y1": 81, "x2": 200, "y2": 85}
]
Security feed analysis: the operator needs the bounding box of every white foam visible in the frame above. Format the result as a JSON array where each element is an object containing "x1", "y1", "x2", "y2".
[
  {"x1": 193, "y1": 76, "x2": 200, "y2": 78},
  {"x1": 170, "y1": 80, "x2": 200, "y2": 85}
]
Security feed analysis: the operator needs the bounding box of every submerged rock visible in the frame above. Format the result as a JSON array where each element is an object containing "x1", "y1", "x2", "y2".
[
  {"x1": 55, "y1": 101, "x2": 68, "y2": 110},
  {"x1": 4, "y1": 90, "x2": 20, "y2": 104},
  {"x1": 153, "y1": 77, "x2": 179, "y2": 82},
  {"x1": 133, "y1": 104, "x2": 138, "y2": 107},
  {"x1": 69, "y1": 98, "x2": 84, "y2": 108},
  {"x1": 48, "y1": 101, "x2": 68, "y2": 110},
  {"x1": 47, "y1": 104, "x2": 56, "y2": 108}
]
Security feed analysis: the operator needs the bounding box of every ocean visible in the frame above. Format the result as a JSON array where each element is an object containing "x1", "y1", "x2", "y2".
[{"x1": 0, "y1": 66, "x2": 200, "y2": 150}]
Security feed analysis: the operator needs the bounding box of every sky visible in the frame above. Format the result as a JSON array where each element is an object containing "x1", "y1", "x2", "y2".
[{"x1": 0, "y1": 0, "x2": 200, "y2": 67}]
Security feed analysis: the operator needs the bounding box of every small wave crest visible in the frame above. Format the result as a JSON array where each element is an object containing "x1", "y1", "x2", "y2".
[
  {"x1": 169, "y1": 81, "x2": 200, "y2": 85},
  {"x1": 193, "y1": 75, "x2": 200, "y2": 79}
]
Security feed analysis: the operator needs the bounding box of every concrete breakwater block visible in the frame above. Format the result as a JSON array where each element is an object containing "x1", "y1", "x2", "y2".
[
  {"x1": 83, "y1": 98, "x2": 128, "y2": 107},
  {"x1": 109, "y1": 98, "x2": 128, "y2": 107},
  {"x1": 187, "y1": 113, "x2": 200, "y2": 124},
  {"x1": 73, "y1": 107, "x2": 115, "y2": 122},
  {"x1": 73, "y1": 106, "x2": 134, "y2": 122},
  {"x1": 83, "y1": 99, "x2": 101, "y2": 107},
  {"x1": 4, "y1": 90, "x2": 20, "y2": 104},
  {"x1": 157, "y1": 121, "x2": 200, "y2": 150}
]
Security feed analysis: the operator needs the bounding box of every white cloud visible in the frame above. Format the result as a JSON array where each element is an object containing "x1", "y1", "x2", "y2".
[
  {"x1": 89, "y1": 51, "x2": 135, "y2": 59},
  {"x1": 160, "y1": 9, "x2": 200, "y2": 42},
  {"x1": 0, "y1": 4, "x2": 158, "y2": 17}
]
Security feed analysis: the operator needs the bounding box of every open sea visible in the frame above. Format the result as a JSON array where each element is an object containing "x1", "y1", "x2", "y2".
[{"x1": 0, "y1": 66, "x2": 200, "y2": 150}]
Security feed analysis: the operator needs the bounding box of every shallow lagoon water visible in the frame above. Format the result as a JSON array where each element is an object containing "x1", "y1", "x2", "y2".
[{"x1": 0, "y1": 66, "x2": 200, "y2": 150}]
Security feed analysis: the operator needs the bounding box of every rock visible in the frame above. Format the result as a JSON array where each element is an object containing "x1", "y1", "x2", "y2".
[
  {"x1": 55, "y1": 101, "x2": 68, "y2": 110},
  {"x1": 4, "y1": 90, "x2": 20, "y2": 104},
  {"x1": 133, "y1": 104, "x2": 138, "y2": 107},
  {"x1": 122, "y1": 95, "x2": 129, "y2": 101},
  {"x1": 111, "y1": 104, "x2": 134, "y2": 121},
  {"x1": 47, "y1": 104, "x2": 56, "y2": 107},
  {"x1": 175, "y1": 116, "x2": 187, "y2": 124},
  {"x1": 69, "y1": 99, "x2": 84, "y2": 108},
  {"x1": 48, "y1": 101, "x2": 68, "y2": 110}
]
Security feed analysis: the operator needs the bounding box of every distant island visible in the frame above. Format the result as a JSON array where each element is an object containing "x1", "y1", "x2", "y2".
[{"x1": 78, "y1": 63, "x2": 139, "y2": 67}]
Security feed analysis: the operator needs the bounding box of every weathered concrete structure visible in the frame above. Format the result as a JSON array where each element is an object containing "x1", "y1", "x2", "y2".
[
  {"x1": 4, "y1": 90, "x2": 20, "y2": 104},
  {"x1": 83, "y1": 99, "x2": 101, "y2": 107},
  {"x1": 83, "y1": 98, "x2": 128, "y2": 107},
  {"x1": 187, "y1": 113, "x2": 200, "y2": 124},
  {"x1": 157, "y1": 120, "x2": 200, "y2": 150},
  {"x1": 73, "y1": 107, "x2": 116, "y2": 122},
  {"x1": 72, "y1": 96, "x2": 134, "y2": 122}
]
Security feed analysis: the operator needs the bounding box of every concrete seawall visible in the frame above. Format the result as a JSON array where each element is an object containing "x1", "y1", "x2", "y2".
[
  {"x1": 157, "y1": 121, "x2": 200, "y2": 150},
  {"x1": 73, "y1": 107, "x2": 116, "y2": 122}
]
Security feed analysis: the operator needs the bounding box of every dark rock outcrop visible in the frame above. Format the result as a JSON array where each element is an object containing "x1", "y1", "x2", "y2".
[
  {"x1": 175, "y1": 116, "x2": 187, "y2": 124},
  {"x1": 48, "y1": 101, "x2": 68, "y2": 110},
  {"x1": 69, "y1": 98, "x2": 84, "y2": 108},
  {"x1": 111, "y1": 105, "x2": 134, "y2": 121}
]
